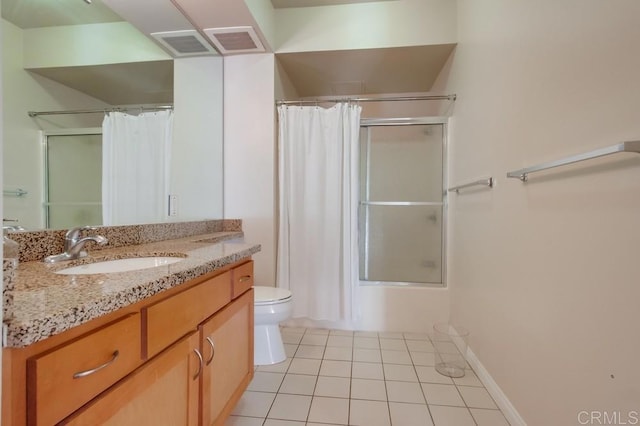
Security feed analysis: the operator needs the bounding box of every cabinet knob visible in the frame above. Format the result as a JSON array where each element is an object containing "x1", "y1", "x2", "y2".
[
  {"x1": 238, "y1": 275, "x2": 252, "y2": 283},
  {"x1": 193, "y1": 349, "x2": 204, "y2": 380},
  {"x1": 73, "y1": 350, "x2": 119, "y2": 379}
]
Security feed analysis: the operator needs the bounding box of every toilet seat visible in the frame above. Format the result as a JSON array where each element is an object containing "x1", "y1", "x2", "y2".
[{"x1": 254, "y1": 286, "x2": 292, "y2": 306}]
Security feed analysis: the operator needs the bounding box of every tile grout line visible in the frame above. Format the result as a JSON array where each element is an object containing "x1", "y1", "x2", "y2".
[
  {"x1": 347, "y1": 332, "x2": 354, "y2": 425},
  {"x1": 264, "y1": 347, "x2": 293, "y2": 425},
  {"x1": 261, "y1": 327, "x2": 510, "y2": 426},
  {"x1": 411, "y1": 335, "x2": 438, "y2": 426},
  {"x1": 381, "y1": 334, "x2": 393, "y2": 426}
]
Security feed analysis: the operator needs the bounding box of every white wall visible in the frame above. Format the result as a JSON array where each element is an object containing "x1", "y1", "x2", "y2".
[
  {"x1": 172, "y1": 57, "x2": 224, "y2": 221},
  {"x1": 2, "y1": 20, "x2": 109, "y2": 230},
  {"x1": 444, "y1": 1, "x2": 640, "y2": 424},
  {"x1": 224, "y1": 54, "x2": 277, "y2": 286},
  {"x1": 357, "y1": 286, "x2": 448, "y2": 332},
  {"x1": 23, "y1": 22, "x2": 168, "y2": 68},
  {"x1": 274, "y1": 0, "x2": 456, "y2": 53},
  {"x1": 244, "y1": 0, "x2": 276, "y2": 51},
  {"x1": 274, "y1": 59, "x2": 298, "y2": 100}
]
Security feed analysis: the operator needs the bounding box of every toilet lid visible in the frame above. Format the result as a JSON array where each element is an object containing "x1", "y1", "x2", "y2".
[{"x1": 254, "y1": 286, "x2": 292, "y2": 305}]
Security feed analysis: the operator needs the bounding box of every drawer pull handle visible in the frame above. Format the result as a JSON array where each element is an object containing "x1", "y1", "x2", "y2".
[
  {"x1": 239, "y1": 275, "x2": 252, "y2": 283},
  {"x1": 73, "y1": 350, "x2": 119, "y2": 379},
  {"x1": 205, "y1": 337, "x2": 215, "y2": 365},
  {"x1": 193, "y1": 349, "x2": 204, "y2": 380}
]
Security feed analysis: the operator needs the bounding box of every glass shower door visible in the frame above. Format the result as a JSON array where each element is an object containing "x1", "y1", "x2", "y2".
[
  {"x1": 359, "y1": 121, "x2": 445, "y2": 285},
  {"x1": 45, "y1": 132, "x2": 103, "y2": 229}
]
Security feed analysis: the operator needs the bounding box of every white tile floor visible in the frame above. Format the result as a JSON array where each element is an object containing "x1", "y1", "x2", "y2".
[{"x1": 227, "y1": 327, "x2": 511, "y2": 426}]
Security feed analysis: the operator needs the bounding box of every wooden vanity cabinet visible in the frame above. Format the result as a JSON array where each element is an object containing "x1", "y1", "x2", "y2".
[
  {"x1": 3, "y1": 259, "x2": 255, "y2": 426},
  {"x1": 61, "y1": 280, "x2": 254, "y2": 426},
  {"x1": 200, "y1": 289, "x2": 254, "y2": 426}
]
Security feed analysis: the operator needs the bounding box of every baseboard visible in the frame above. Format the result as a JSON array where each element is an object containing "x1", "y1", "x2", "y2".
[
  {"x1": 464, "y1": 346, "x2": 527, "y2": 426},
  {"x1": 444, "y1": 325, "x2": 526, "y2": 425}
]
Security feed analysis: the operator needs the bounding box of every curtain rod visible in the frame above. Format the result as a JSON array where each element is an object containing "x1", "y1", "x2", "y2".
[
  {"x1": 275, "y1": 94, "x2": 456, "y2": 106},
  {"x1": 28, "y1": 105, "x2": 173, "y2": 118}
]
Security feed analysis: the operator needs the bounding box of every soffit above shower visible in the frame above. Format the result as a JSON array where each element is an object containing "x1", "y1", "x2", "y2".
[
  {"x1": 29, "y1": 61, "x2": 174, "y2": 105},
  {"x1": 271, "y1": 0, "x2": 398, "y2": 8},
  {"x1": 276, "y1": 44, "x2": 456, "y2": 97}
]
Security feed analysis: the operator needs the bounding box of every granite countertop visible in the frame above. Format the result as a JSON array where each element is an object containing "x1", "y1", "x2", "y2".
[{"x1": 4, "y1": 231, "x2": 261, "y2": 348}]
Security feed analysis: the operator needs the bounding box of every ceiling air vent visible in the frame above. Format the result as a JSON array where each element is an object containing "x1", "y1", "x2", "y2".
[
  {"x1": 150, "y1": 30, "x2": 218, "y2": 57},
  {"x1": 203, "y1": 26, "x2": 265, "y2": 54}
]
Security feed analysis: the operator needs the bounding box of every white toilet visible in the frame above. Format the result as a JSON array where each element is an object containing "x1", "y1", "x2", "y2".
[{"x1": 253, "y1": 286, "x2": 293, "y2": 365}]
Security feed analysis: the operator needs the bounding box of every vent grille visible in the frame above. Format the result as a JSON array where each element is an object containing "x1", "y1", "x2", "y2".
[
  {"x1": 150, "y1": 30, "x2": 218, "y2": 57},
  {"x1": 213, "y1": 32, "x2": 257, "y2": 51},
  {"x1": 162, "y1": 35, "x2": 209, "y2": 54},
  {"x1": 204, "y1": 26, "x2": 265, "y2": 54}
]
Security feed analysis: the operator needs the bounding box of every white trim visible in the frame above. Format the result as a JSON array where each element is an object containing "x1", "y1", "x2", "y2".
[
  {"x1": 44, "y1": 127, "x2": 102, "y2": 136},
  {"x1": 446, "y1": 324, "x2": 525, "y2": 425},
  {"x1": 360, "y1": 116, "x2": 449, "y2": 126},
  {"x1": 459, "y1": 342, "x2": 528, "y2": 426}
]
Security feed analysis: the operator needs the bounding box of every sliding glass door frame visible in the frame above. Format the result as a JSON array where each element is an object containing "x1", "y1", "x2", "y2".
[{"x1": 359, "y1": 116, "x2": 449, "y2": 288}]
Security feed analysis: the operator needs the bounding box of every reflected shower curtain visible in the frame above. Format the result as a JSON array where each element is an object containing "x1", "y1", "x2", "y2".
[
  {"x1": 102, "y1": 111, "x2": 173, "y2": 225},
  {"x1": 277, "y1": 103, "x2": 361, "y2": 322}
]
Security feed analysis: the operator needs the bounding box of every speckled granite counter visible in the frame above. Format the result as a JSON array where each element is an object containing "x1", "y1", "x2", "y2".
[{"x1": 4, "y1": 231, "x2": 260, "y2": 348}]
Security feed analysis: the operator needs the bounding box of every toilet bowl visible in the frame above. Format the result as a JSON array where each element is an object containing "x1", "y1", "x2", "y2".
[{"x1": 253, "y1": 286, "x2": 293, "y2": 365}]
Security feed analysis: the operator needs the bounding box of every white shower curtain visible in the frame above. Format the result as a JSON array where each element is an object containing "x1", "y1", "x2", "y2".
[
  {"x1": 277, "y1": 103, "x2": 362, "y2": 322},
  {"x1": 102, "y1": 111, "x2": 173, "y2": 225}
]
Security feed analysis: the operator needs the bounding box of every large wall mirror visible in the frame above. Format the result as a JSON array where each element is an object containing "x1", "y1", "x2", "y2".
[{"x1": 2, "y1": 0, "x2": 223, "y2": 231}]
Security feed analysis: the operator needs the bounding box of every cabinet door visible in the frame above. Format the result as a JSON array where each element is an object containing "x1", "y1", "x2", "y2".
[
  {"x1": 200, "y1": 289, "x2": 254, "y2": 426},
  {"x1": 60, "y1": 332, "x2": 201, "y2": 426}
]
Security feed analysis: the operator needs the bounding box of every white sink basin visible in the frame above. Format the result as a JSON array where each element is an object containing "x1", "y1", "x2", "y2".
[{"x1": 55, "y1": 256, "x2": 185, "y2": 275}]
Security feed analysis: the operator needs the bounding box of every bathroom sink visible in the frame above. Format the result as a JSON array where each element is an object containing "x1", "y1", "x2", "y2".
[{"x1": 55, "y1": 256, "x2": 185, "y2": 275}]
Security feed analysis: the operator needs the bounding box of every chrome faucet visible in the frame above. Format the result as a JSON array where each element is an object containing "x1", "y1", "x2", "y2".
[{"x1": 44, "y1": 226, "x2": 108, "y2": 263}]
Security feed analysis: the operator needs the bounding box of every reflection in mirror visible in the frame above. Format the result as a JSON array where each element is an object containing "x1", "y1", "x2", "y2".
[
  {"x1": 45, "y1": 129, "x2": 102, "y2": 229},
  {"x1": 2, "y1": 0, "x2": 223, "y2": 231}
]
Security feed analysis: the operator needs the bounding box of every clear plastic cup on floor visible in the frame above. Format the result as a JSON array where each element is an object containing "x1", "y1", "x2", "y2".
[{"x1": 433, "y1": 322, "x2": 469, "y2": 378}]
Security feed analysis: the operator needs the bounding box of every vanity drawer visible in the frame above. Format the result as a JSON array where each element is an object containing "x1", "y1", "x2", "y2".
[
  {"x1": 232, "y1": 261, "x2": 254, "y2": 299},
  {"x1": 26, "y1": 313, "x2": 141, "y2": 426},
  {"x1": 145, "y1": 271, "x2": 231, "y2": 358}
]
